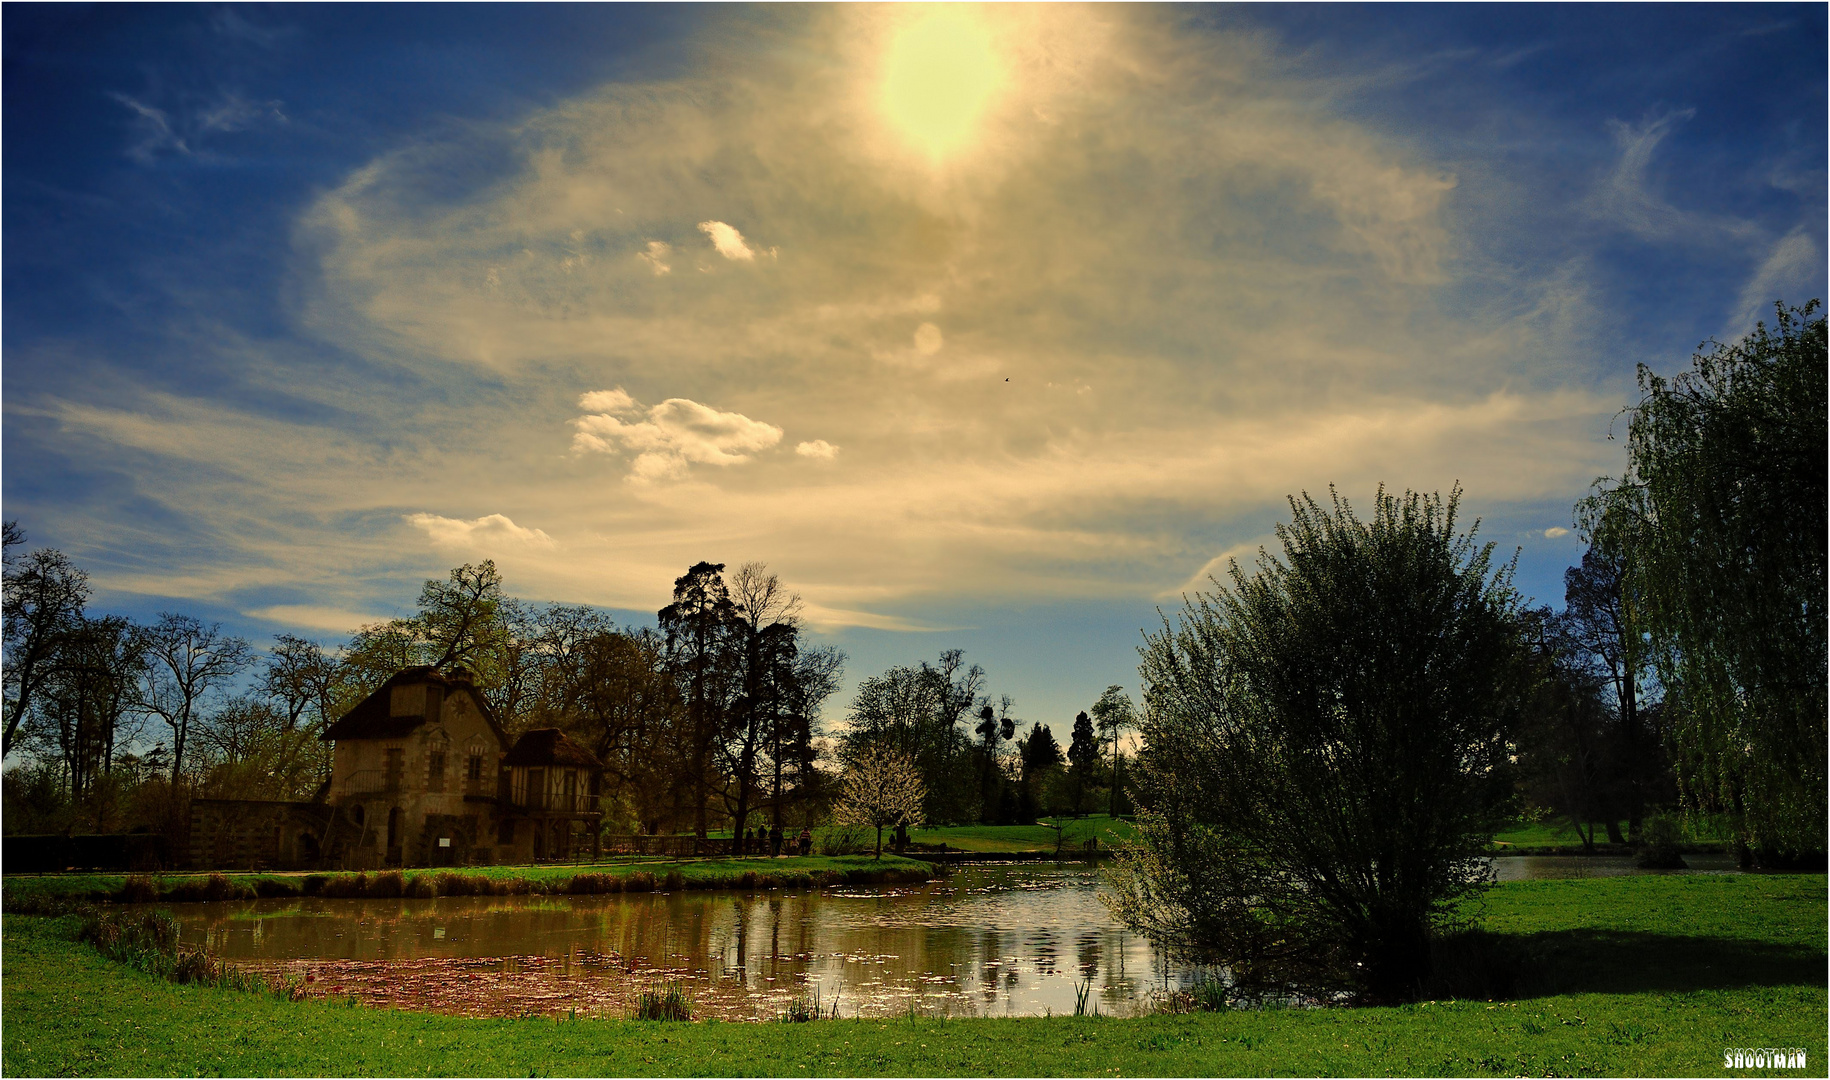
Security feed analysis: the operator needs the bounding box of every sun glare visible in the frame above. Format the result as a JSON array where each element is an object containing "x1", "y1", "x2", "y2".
[{"x1": 882, "y1": 11, "x2": 1002, "y2": 159}]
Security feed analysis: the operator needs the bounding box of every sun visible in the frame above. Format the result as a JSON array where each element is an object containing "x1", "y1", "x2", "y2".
[{"x1": 881, "y1": 10, "x2": 1003, "y2": 160}]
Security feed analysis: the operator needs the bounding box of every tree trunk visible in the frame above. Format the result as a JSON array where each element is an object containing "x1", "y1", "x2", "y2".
[{"x1": 874, "y1": 825, "x2": 883, "y2": 860}]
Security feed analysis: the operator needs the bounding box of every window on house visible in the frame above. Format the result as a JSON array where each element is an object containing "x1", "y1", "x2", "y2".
[
  {"x1": 466, "y1": 754, "x2": 484, "y2": 789},
  {"x1": 428, "y1": 751, "x2": 447, "y2": 793},
  {"x1": 384, "y1": 748, "x2": 404, "y2": 792}
]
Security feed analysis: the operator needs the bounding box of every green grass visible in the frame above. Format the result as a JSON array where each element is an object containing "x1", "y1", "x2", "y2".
[
  {"x1": 906, "y1": 815, "x2": 1137, "y2": 853},
  {"x1": 1, "y1": 855, "x2": 935, "y2": 911},
  {"x1": 3, "y1": 874, "x2": 1822, "y2": 1076},
  {"x1": 1488, "y1": 817, "x2": 1734, "y2": 854}
]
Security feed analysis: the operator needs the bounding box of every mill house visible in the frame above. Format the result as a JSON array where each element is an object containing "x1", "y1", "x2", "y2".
[{"x1": 187, "y1": 666, "x2": 606, "y2": 869}]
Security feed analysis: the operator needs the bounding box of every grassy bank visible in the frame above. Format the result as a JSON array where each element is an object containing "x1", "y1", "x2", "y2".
[
  {"x1": 906, "y1": 815, "x2": 1136, "y2": 853},
  {"x1": 3, "y1": 873, "x2": 1822, "y2": 1076},
  {"x1": 0, "y1": 855, "x2": 935, "y2": 912},
  {"x1": 1488, "y1": 818, "x2": 1734, "y2": 855}
]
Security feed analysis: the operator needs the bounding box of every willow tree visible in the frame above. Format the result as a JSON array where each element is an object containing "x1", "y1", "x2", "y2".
[
  {"x1": 1579, "y1": 301, "x2": 1827, "y2": 865},
  {"x1": 1107, "y1": 487, "x2": 1526, "y2": 1004}
]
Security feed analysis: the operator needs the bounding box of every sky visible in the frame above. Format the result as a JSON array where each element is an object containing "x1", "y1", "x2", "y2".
[{"x1": 5, "y1": 3, "x2": 1825, "y2": 733}]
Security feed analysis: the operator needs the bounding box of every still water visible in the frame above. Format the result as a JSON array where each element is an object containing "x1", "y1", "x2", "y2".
[{"x1": 170, "y1": 856, "x2": 1739, "y2": 1021}]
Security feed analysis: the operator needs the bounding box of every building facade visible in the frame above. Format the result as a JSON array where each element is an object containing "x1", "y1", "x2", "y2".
[{"x1": 185, "y1": 665, "x2": 605, "y2": 870}]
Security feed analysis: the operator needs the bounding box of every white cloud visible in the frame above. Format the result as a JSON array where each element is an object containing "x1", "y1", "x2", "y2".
[
  {"x1": 572, "y1": 389, "x2": 783, "y2": 481},
  {"x1": 697, "y1": 220, "x2": 755, "y2": 261},
  {"x1": 577, "y1": 388, "x2": 642, "y2": 414},
  {"x1": 112, "y1": 95, "x2": 188, "y2": 161},
  {"x1": 67, "y1": 7, "x2": 1640, "y2": 626},
  {"x1": 243, "y1": 605, "x2": 384, "y2": 635},
  {"x1": 1543, "y1": 526, "x2": 1570, "y2": 538},
  {"x1": 405, "y1": 512, "x2": 557, "y2": 551},
  {"x1": 1733, "y1": 228, "x2": 1819, "y2": 331},
  {"x1": 639, "y1": 240, "x2": 673, "y2": 276}
]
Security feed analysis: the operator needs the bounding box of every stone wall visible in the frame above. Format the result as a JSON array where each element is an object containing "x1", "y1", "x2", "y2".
[{"x1": 187, "y1": 800, "x2": 333, "y2": 871}]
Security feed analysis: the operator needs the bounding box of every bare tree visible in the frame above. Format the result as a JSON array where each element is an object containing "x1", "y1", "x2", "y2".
[
  {"x1": 32, "y1": 614, "x2": 144, "y2": 801},
  {"x1": 259, "y1": 635, "x2": 341, "y2": 734},
  {"x1": 137, "y1": 614, "x2": 254, "y2": 785},
  {"x1": 835, "y1": 744, "x2": 926, "y2": 859},
  {"x1": 3, "y1": 537, "x2": 91, "y2": 758}
]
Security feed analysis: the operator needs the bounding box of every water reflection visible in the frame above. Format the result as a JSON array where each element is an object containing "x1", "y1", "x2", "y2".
[
  {"x1": 175, "y1": 866, "x2": 1169, "y2": 1020},
  {"x1": 169, "y1": 856, "x2": 1740, "y2": 1020}
]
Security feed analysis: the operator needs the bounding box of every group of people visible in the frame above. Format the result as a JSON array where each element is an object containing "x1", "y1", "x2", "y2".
[{"x1": 740, "y1": 824, "x2": 814, "y2": 857}]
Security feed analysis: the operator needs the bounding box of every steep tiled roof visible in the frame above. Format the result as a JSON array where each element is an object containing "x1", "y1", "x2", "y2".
[
  {"x1": 320, "y1": 666, "x2": 509, "y2": 747},
  {"x1": 503, "y1": 728, "x2": 604, "y2": 769}
]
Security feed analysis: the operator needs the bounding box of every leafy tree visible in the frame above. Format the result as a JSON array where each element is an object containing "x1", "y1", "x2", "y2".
[
  {"x1": 1514, "y1": 607, "x2": 1620, "y2": 851},
  {"x1": 1090, "y1": 685, "x2": 1134, "y2": 817},
  {"x1": 336, "y1": 562, "x2": 542, "y2": 727},
  {"x1": 658, "y1": 561, "x2": 743, "y2": 837},
  {"x1": 1107, "y1": 487, "x2": 1527, "y2": 1003},
  {"x1": 3, "y1": 533, "x2": 90, "y2": 759},
  {"x1": 834, "y1": 744, "x2": 926, "y2": 858},
  {"x1": 842, "y1": 649, "x2": 988, "y2": 823},
  {"x1": 1559, "y1": 548, "x2": 1648, "y2": 842},
  {"x1": 1020, "y1": 722, "x2": 1062, "y2": 776},
  {"x1": 1066, "y1": 709, "x2": 1100, "y2": 816},
  {"x1": 1579, "y1": 301, "x2": 1826, "y2": 864}
]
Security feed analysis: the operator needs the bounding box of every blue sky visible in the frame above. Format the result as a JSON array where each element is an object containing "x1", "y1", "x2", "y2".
[{"x1": 5, "y1": 3, "x2": 1824, "y2": 732}]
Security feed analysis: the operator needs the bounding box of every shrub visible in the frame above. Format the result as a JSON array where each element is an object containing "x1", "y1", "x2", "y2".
[
  {"x1": 405, "y1": 874, "x2": 438, "y2": 899},
  {"x1": 320, "y1": 873, "x2": 368, "y2": 899},
  {"x1": 662, "y1": 870, "x2": 685, "y2": 891},
  {"x1": 1635, "y1": 815, "x2": 1689, "y2": 870},
  {"x1": 255, "y1": 878, "x2": 301, "y2": 899},
  {"x1": 1112, "y1": 487, "x2": 1527, "y2": 1004},
  {"x1": 432, "y1": 871, "x2": 480, "y2": 896},
  {"x1": 120, "y1": 875, "x2": 160, "y2": 904},
  {"x1": 624, "y1": 871, "x2": 656, "y2": 893},
  {"x1": 369, "y1": 870, "x2": 405, "y2": 898}
]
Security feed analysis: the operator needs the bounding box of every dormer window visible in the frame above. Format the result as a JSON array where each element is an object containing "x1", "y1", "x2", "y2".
[{"x1": 389, "y1": 683, "x2": 427, "y2": 718}]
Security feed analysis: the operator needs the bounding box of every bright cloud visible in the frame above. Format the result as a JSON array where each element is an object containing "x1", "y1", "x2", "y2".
[
  {"x1": 697, "y1": 220, "x2": 755, "y2": 261},
  {"x1": 639, "y1": 240, "x2": 673, "y2": 275},
  {"x1": 572, "y1": 389, "x2": 783, "y2": 481},
  {"x1": 405, "y1": 512, "x2": 557, "y2": 550},
  {"x1": 1543, "y1": 526, "x2": 1570, "y2": 538},
  {"x1": 69, "y1": 5, "x2": 1722, "y2": 627},
  {"x1": 243, "y1": 604, "x2": 388, "y2": 635}
]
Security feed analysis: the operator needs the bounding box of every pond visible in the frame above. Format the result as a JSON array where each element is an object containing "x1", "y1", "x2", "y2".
[{"x1": 169, "y1": 856, "x2": 1741, "y2": 1021}]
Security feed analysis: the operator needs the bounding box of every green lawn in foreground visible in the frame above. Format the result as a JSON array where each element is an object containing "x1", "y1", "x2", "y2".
[
  {"x1": 907, "y1": 815, "x2": 1137, "y2": 853},
  {"x1": 3, "y1": 873, "x2": 1822, "y2": 1076}
]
